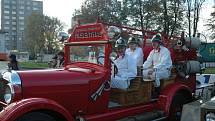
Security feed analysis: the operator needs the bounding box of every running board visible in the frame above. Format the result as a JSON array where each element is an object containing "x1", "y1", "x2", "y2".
[{"x1": 118, "y1": 110, "x2": 166, "y2": 121}]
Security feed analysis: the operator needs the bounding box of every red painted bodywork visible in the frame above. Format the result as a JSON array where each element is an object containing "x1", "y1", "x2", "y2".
[{"x1": 0, "y1": 22, "x2": 197, "y2": 121}]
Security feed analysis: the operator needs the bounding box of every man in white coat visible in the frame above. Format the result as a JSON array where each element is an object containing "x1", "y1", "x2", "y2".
[
  {"x1": 111, "y1": 38, "x2": 137, "y2": 89},
  {"x1": 142, "y1": 34, "x2": 172, "y2": 93},
  {"x1": 126, "y1": 36, "x2": 144, "y2": 67}
]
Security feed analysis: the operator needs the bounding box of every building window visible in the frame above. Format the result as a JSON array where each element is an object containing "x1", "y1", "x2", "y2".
[
  {"x1": 27, "y1": 6, "x2": 31, "y2": 10},
  {"x1": 12, "y1": 6, "x2": 16, "y2": 9},
  {"x1": 4, "y1": 16, "x2": 10, "y2": 19},
  {"x1": 12, "y1": 0, "x2": 16, "y2": 4},
  {"x1": 27, "y1": 1, "x2": 31, "y2": 5},
  {"x1": 12, "y1": 27, "x2": 16, "y2": 30},
  {"x1": 20, "y1": 6, "x2": 25, "y2": 9},
  {"x1": 4, "y1": 0, "x2": 10, "y2": 3},
  {"x1": 12, "y1": 11, "x2": 16, "y2": 14},
  {"x1": 4, "y1": 5, "x2": 10, "y2": 9},
  {"x1": 20, "y1": 27, "x2": 24, "y2": 31},
  {"x1": 4, "y1": 10, "x2": 10, "y2": 14},
  {"x1": 19, "y1": 17, "x2": 24, "y2": 20},
  {"x1": 19, "y1": 11, "x2": 24, "y2": 14},
  {"x1": 33, "y1": 2, "x2": 39, "y2": 6},
  {"x1": 12, "y1": 32, "x2": 17, "y2": 35},
  {"x1": 4, "y1": 26, "x2": 10, "y2": 30},
  {"x1": 12, "y1": 22, "x2": 17, "y2": 25},
  {"x1": 4, "y1": 21, "x2": 10, "y2": 24},
  {"x1": 19, "y1": 21, "x2": 24, "y2": 25},
  {"x1": 12, "y1": 16, "x2": 16, "y2": 20},
  {"x1": 20, "y1": 1, "x2": 25, "y2": 4},
  {"x1": 5, "y1": 36, "x2": 10, "y2": 40},
  {"x1": 33, "y1": 7, "x2": 39, "y2": 10}
]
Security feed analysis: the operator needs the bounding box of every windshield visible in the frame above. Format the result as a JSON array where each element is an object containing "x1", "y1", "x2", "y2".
[{"x1": 69, "y1": 45, "x2": 105, "y2": 65}]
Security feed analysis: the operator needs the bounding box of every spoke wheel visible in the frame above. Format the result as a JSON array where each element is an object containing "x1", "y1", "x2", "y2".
[
  {"x1": 168, "y1": 93, "x2": 191, "y2": 121},
  {"x1": 16, "y1": 112, "x2": 56, "y2": 121}
]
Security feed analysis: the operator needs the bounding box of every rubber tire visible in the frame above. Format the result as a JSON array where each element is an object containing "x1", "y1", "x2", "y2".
[
  {"x1": 16, "y1": 112, "x2": 56, "y2": 121},
  {"x1": 168, "y1": 93, "x2": 191, "y2": 121}
]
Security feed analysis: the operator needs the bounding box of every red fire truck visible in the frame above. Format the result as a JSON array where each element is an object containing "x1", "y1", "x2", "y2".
[{"x1": 0, "y1": 22, "x2": 204, "y2": 121}]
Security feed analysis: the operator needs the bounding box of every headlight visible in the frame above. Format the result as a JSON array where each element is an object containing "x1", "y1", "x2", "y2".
[
  {"x1": 4, "y1": 83, "x2": 14, "y2": 104},
  {"x1": 1, "y1": 71, "x2": 22, "y2": 104},
  {"x1": 107, "y1": 26, "x2": 121, "y2": 40},
  {"x1": 206, "y1": 113, "x2": 215, "y2": 121}
]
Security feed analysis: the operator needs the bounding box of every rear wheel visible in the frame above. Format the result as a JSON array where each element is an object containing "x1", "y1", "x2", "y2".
[
  {"x1": 168, "y1": 93, "x2": 191, "y2": 121},
  {"x1": 16, "y1": 112, "x2": 56, "y2": 121}
]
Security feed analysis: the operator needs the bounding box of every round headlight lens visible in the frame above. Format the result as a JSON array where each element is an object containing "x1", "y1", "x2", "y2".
[
  {"x1": 206, "y1": 113, "x2": 215, "y2": 121},
  {"x1": 4, "y1": 84, "x2": 14, "y2": 104}
]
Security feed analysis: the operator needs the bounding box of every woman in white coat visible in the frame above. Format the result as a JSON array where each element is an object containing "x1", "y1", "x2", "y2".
[
  {"x1": 126, "y1": 37, "x2": 144, "y2": 67},
  {"x1": 111, "y1": 38, "x2": 137, "y2": 89}
]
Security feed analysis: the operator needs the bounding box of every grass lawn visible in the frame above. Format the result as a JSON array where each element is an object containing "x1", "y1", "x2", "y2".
[
  {"x1": 204, "y1": 68, "x2": 215, "y2": 74},
  {"x1": 20, "y1": 62, "x2": 49, "y2": 69}
]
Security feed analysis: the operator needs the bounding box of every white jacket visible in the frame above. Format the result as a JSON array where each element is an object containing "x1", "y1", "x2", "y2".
[
  {"x1": 126, "y1": 47, "x2": 144, "y2": 67},
  {"x1": 143, "y1": 46, "x2": 172, "y2": 70},
  {"x1": 111, "y1": 54, "x2": 137, "y2": 89}
]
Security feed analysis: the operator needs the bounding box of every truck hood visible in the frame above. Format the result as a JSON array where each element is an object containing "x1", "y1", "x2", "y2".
[
  {"x1": 15, "y1": 67, "x2": 107, "y2": 114},
  {"x1": 17, "y1": 67, "x2": 105, "y2": 85}
]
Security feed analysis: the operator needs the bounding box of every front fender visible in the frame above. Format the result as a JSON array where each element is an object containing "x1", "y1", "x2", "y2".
[
  {"x1": 0, "y1": 98, "x2": 74, "y2": 121},
  {"x1": 158, "y1": 82, "x2": 192, "y2": 115}
]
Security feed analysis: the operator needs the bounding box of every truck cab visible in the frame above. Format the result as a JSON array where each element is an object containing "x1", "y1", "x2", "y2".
[{"x1": 0, "y1": 22, "x2": 203, "y2": 121}]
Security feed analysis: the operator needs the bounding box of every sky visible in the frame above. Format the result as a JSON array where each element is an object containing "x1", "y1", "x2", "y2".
[
  {"x1": 42, "y1": 0, "x2": 86, "y2": 30},
  {"x1": 41, "y1": 0, "x2": 214, "y2": 40}
]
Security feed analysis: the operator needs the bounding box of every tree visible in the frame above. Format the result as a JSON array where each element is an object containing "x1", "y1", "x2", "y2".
[
  {"x1": 206, "y1": 6, "x2": 215, "y2": 40},
  {"x1": 43, "y1": 16, "x2": 64, "y2": 54},
  {"x1": 24, "y1": 13, "x2": 45, "y2": 58},
  {"x1": 122, "y1": 0, "x2": 185, "y2": 37},
  {"x1": 74, "y1": 0, "x2": 207, "y2": 39},
  {"x1": 25, "y1": 13, "x2": 64, "y2": 58},
  {"x1": 185, "y1": 0, "x2": 206, "y2": 37},
  {"x1": 73, "y1": 0, "x2": 123, "y2": 25}
]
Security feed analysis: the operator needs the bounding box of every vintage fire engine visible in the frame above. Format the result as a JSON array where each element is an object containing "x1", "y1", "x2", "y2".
[{"x1": 0, "y1": 22, "x2": 205, "y2": 121}]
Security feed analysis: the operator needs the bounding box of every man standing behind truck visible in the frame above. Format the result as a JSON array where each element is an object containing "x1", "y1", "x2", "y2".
[{"x1": 142, "y1": 34, "x2": 172, "y2": 95}]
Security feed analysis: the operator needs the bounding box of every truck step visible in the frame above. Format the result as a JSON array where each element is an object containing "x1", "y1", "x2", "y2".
[{"x1": 117, "y1": 110, "x2": 166, "y2": 121}]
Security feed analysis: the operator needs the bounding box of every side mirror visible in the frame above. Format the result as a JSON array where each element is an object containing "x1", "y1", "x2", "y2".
[
  {"x1": 57, "y1": 32, "x2": 69, "y2": 42},
  {"x1": 108, "y1": 26, "x2": 121, "y2": 40}
]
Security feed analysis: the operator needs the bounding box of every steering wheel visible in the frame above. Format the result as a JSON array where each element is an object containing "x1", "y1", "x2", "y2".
[
  {"x1": 109, "y1": 58, "x2": 118, "y2": 77},
  {"x1": 97, "y1": 56, "x2": 105, "y2": 65}
]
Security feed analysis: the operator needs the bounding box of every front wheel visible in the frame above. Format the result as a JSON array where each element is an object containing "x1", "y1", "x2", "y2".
[
  {"x1": 168, "y1": 93, "x2": 192, "y2": 121},
  {"x1": 16, "y1": 112, "x2": 56, "y2": 121}
]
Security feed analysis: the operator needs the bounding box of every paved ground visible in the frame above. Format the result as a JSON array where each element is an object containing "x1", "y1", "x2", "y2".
[{"x1": 0, "y1": 61, "x2": 8, "y2": 72}]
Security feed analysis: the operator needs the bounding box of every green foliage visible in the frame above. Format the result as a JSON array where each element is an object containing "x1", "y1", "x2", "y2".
[
  {"x1": 74, "y1": 0, "x2": 186, "y2": 37},
  {"x1": 206, "y1": 6, "x2": 215, "y2": 40},
  {"x1": 204, "y1": 68, "x2": 215, "y2": 74},
  {"x1": 73, "y1": 0, "x2": 123, "y2": 25},
  {"x1": 20, "y1": 62, "x2": 48, "y2": 69},
  {"x1": 25, "y1": 13, "x2": 64, "y2": 58}
]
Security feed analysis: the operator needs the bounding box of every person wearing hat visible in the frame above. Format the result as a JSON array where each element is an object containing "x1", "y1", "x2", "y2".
[
  {"x1": 126, "y1": 36, "x2": 144, "y2": 67},
  {"x1": 8, "y1": 54, "x2": 20, "y2": 70},
  {"x1": 56, "y1": 51, "x2": 65, "y2": 68},
  {"x1": 48, "y1": 55, "x2": 58, "y2": 68},
  {"x1": 111, "y1": 38, "x2": 137, "y2": 89},
  {"x1": 142, "y1": 34, "x2": 172, "y2": 94}
]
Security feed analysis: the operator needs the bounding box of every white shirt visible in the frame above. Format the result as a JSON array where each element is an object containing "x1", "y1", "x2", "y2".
[
  {"x1": 126, "y1": 47, "x2": 144, "y2": 67},
  {"x1": 114, "y1": 54, "x2": 137, "y2": 80},
  {"x1": 143, "y1": 46, "x2": 172, "y2": 70}
]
